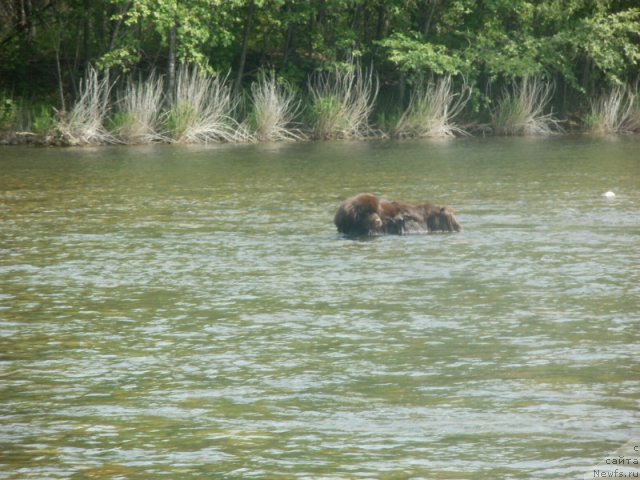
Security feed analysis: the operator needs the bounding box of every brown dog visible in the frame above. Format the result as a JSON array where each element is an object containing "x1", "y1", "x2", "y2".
[{"x1": 334, "y1": 193, "x2": 462, "y2": 236}]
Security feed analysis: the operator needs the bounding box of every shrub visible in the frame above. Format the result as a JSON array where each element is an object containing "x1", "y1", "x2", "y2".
[
  {"x1": 492, "y1": 76, "x2": 563, "y2": 136},
  {"x1": 113, "y1": 73, "x2": 165, "y2": 143},
  {"x1": 57, "y1": 66, "x2": 116, "y2": 145},
  {"x1": 392, "y1": 75, "x2": 470, "y2": 138},
  {"x1": 31, "y1": 106, "x2": 56, "y2": 135},
  {"x1": 249, "y1": 72, "x2": 304, "y2": 141},
  {"x1": 0, "y1": 93, "x2": 18, "y2": 130},
  {"x1": 307, "y1": 61, "x2": 378, "y2": 139},
  {"x1": 586, "y1": 85, "x2": 639, "y2": 134},
  {"x1": 165, "y1": 67, "x2": 247, "y2": 143}
]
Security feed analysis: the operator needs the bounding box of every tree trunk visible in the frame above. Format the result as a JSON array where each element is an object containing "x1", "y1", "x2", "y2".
[
  {"x1": 167, "y1": 21, "x2": 177, "y2": 104},
  {"x1": 18, "y1": 0, "x2": 27, "y2": 31},
  {"x1": 375, "y1": 5, "x2": 386, "y2": 40},
  {"x1": 108, "y1": 1, "x2": 132, "y2": 51},
  {"x1": 83, "y1": 0, "x2": 90, "y2": 65},
  {"x1": 55, "y1": 34, "x2": 66, "y2": 112},
  {"x1": 422, "y1": 0, "x2": 438, "y2": 39},
  {"x1": 234, "y1": 0, "x2": 255, "y2": 92},
  {"x1": 282, "y1": 2, "x2": 293, "y2": 69}
]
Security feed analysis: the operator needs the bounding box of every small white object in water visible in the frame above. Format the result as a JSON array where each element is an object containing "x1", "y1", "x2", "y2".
[{"x1": 602, "y1": 191, "x2": 616, "y2": 198}]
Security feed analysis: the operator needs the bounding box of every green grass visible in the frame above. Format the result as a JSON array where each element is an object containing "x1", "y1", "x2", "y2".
[
  {"x1": 0, "y1": 92, "x2": 18, "y2": 130},
  {"x1": 31, "y1": 106, "x2": 56, "y2": 135}
]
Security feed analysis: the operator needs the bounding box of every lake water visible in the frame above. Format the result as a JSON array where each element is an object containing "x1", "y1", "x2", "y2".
[{"x1": 1, "y1": 137, "x2": 639, "y2": 479}]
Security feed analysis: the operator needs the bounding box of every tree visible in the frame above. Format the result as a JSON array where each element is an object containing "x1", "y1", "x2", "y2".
[
  {"x1": 99, "y1": 1, "x2": 241, "y2": 91},
  {"x1": 0, "y1": 0, "x2": 638, "y2": 115}
]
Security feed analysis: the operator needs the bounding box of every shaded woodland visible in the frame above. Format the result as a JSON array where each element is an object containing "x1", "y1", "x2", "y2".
[{"x1": 1, "y1": 1, "x2": 639, "y2": 143}]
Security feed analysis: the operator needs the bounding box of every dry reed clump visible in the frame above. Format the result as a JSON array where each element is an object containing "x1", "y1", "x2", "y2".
[
  {"x1": 113, "y1": 73, "x2": 165, "y2": 144},
  {"x1": 392, "y1": 75, "x2": 470, "y2": 138},
  {"x1": 491, "y1": 76, "x2": 563, "y2": 136},
  {"x1": 307, "y1": 62, "x2": 379, "y2": 140},
  {"x1": 165, "y1": 67, "x2": 249, "y2": 143},
  {"x1": 19, "y1": 65, "x2": 640, "y2": 146},
  {"x1": 249, "y1": 72, "x2": 305, "y2": 141},
  {"x1": 585, "y1": 85, "x2": 639, "y2": 134},
  {"x1": 57, "y1": 66, "x2": 117, "y2": 145}
]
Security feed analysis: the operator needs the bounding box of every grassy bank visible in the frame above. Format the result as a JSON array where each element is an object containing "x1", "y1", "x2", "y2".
[{"x1": 1, "y1": 67, "x2": 639, "y2": 146}]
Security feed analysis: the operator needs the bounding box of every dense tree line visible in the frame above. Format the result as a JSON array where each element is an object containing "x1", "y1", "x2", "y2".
[{"x1": 0, "y1": 0, "x2": 639, "y2": 142}]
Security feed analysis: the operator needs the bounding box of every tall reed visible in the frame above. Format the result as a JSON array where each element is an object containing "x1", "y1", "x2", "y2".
[
  {"x1": 57, "y1": 66, "x2": 116, "y2": 145},
  {"x1": 392, "y1": 75, "x2": 470, "y2": 138},
  {"x1": 492, "y1": 76, "x2": 563, "y2": 136},
  {"x1": 585, "y1": 85, "x2": 639, "y2": 134},
  {"x1": 307, "y1": 62, "x2": 378, "y2": 139},
  {"x1": 249, "y1": 72, "x2": 305, "y2": 141},
  {"x1": 165, "y1": 67, "x2": 248, "y2": 143},
  {"x1": 113, "y1": 72, "x2": 165, "y2": 143}
]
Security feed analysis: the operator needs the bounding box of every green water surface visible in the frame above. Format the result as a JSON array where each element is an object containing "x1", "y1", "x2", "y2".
[{"x1": 1, "y1": 137, "x2": 639, "y2": 479}]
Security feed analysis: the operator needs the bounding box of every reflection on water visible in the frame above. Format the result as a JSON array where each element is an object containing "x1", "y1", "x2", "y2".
[{"x1": 1, "y1": 137, "x2": 639, "y2": 479}]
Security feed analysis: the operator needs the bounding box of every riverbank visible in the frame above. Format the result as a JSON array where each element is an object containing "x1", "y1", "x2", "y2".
[
  {"x1": 0, "y1": 121, "x2": 610, "y2": 147},
  {"x1": 1, "y1": 118, "x2": 636, "y2": 147},
  {"x1": 1, "y1": 69, "x2": 638, "y2": 147}
]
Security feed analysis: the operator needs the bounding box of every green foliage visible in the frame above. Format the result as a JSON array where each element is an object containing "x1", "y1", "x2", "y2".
[
  {"x1": 0, "y1": 93, "x2": 18, "y2": 130},
  {"x1": 31, "y1": 106, "x2": 56, "y2": 135},
  {"x1": 571, "y1": 9, "x2": 640, "y2": 86},
  {"x1": 582, "y1": 111, "x2": 602, "y2": 132},
  {"x1": 379, "y1": 34, "x2": 465, "y2": 78},
  {"x1": 164, "y1": 103, "x2": 197, "y2": 141},
  {"x1": 1, "y1": 0, "x2": 640, "y2": 142},
  {"x1": 308, "y1": 95, "x2": 347, "y2": 139},
  {"x1": 374, "y1": 110, "x2": 401, "y2": 136},
  {"x1": 110, "y1": 111, "x2": 136, "y2": 135},
  {"x1": 101, "y1": 0, "x2": 240, "y2": 74},
  {"x1": 97, "y1": 47, "x2": 141, "y2": 73}
]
